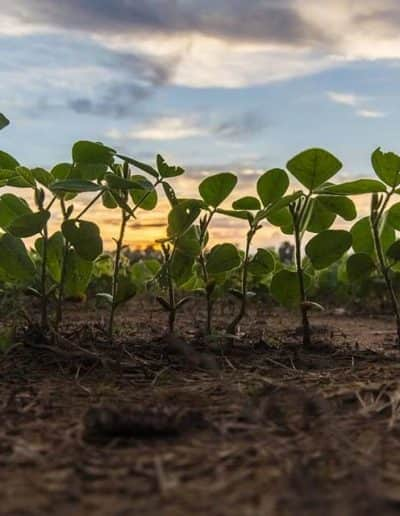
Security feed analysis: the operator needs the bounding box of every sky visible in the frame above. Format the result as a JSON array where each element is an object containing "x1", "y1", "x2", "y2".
[{"x1": 2, "y1": 0, "x2": 400, "y2": 249}]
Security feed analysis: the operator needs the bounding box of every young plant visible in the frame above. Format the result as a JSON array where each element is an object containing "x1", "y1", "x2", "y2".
[
  {"x1": 270, "y1": 148, "x2": 355, "y2": 347},
  {"x1": 218, "y1": 168, "x2": 294, "y2": 335},
  {"x1": 197, "y1": 172, "x2": 238, "y2": 333},
  {"x1": 346, "y1": 148, "x2": 400, "y2": 344}
]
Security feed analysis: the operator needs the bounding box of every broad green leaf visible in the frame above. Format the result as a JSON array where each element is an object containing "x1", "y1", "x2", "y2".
[
  {"x1": 51, "y1": 179, "x2": 103, "y2": 193},
  {"x1": 8, "y1": 211, "x2": 50, "y2": 238},
  {"x1": 0, "y1": 194, "x2": 31, "y2": 229},
  {"x1": 157, "y1": 154, "x2": 184, "y2": 178},
  {"x1": 318, "y1": 195, "x2": 356, "y2": 220},
  {"x1": 75, "y1": 163, "x2": 108, "y2": 180},
  {"x1": 51, "y1": 163, "x2": 72, "y2": 180},
  {"x1": 117, "y1": 155, "x2": 159, "y2": 178},
  {"x1": 170, "y1": 251, "x2": 194, "y2": 286},
  {"x1": 102, "y1": 190, "x2": 118, "y2": 209},
  {"x1": 199, "y1": 172, "x2": 237, "y2": 207},
  {"x1": 105, "y1": 173, "x2": 144, "y2": 191},
  {"x1": 130, "y1": 175, "x2": 157, "y2": 210},
  {"x1": 115, "y1": 274, "x2": 137, "y2": 306},
  {"x1": 206, "y1": 243, "x2": 241, "y2": 274},
  {"x1": 167, "y1": 200, "x2": 201, "y2": 238},
  {"x1": 371, "y1": 148, "x2": 400, "y2": 187},
  {"x1": 257, "y1": 169, "x2": 289, "y2": 206},
  {"x1": 130, "y1": 259, "x2": 160, "y2": 288},
  {"x1": 351, "y1": 217, "x2": 395, "y2": 255},
  {"x1": 270, "y1": 269, "x2": 310, "y2": 308},
  {"x1": 319, "y1": 179, "x2": 386, "y2": 195},
  {"x1": 216, "y1": 208, "x2": 253, "y2": 222},
  {"x1": 16, "y1": 166, "x2": 36, "y2": 187},
  {"x1": 305, "y1": 230, "x2": 352, "y2": 269},
  {"x1": 0, "y1": 234, "x2": 35, "y2": 281},
  {"x1": 346, "y1": 253, "x2": 376, "y2": 282},
  {"x1": 287, "y1": 148, "x2": 342, "y2": 190},
  {"x1": 175, "y1": 226, "x2": 201, "y2": 257},
  {"x1": 72, "y1": 141, "x2": 115, "y2": 165},
  {"x1": 62, "y1": 219, "x2": 103, "y2": 261},
  {"x1": 248, "y1": 249, "x2": 275, "y2": 276},
  {"x1": 0, "y1": 151, "x2": 19, "y2": 170},
  {"x1": 31, "y1": 168, "x2": 54, "y2": 187},
  {"x1": 162, "y1": 181, "x2": 178, "y2": 206},
  {"x1": 266, "y1": 206, "x2": 292, "y2": 228},
  {"x1": 232, "y1": 196, "x2": 261, "y2": 210},
  {"x1": 386, "y1": 240, "x2": 400, "y2": 263},
  {"x1": 267, "y1": 191, "x2": 303, "y2": 213},
  {"x1": 0, "y1": 113, "x2": 9, "y2": 130},
  {"x1": 35, "y1": 231, "x2": 65, "y2": 282},
  {"x1": 64, "y1": 250, "x2": 92, "y2": 300},
  {"x1": 387, "y1": 203, "x2": 400, "y2": 230},
  {"x1": 307, "y1": 198, "x2": 336, "y2": 233}
]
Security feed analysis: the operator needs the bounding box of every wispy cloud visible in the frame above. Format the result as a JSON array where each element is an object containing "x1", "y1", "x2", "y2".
[{"x1": 327, "y1": 90, "x2": 386, "y2": 118}]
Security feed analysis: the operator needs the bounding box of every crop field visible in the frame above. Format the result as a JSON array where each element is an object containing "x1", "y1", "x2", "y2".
[{"x1": 3, "y1": 113, "x2": 400, "y2": 515}]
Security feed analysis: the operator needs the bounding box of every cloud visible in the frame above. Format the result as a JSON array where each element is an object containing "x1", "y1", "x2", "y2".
[
  {"x1": 356, "y1": 109, "x2": 386, "y2": 118},
  {"x1": 326, "y1": 91, "x2": 365, "y2": 107},
  {"x1": 214, "y1": 112, "x2": 267, "y2": 139},
  {"x1": 327, "y1": 90, "x2": 386, "y2": 118}
]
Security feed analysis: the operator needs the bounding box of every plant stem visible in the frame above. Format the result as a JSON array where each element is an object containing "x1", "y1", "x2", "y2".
[
  {"x1": 227, "y1": 227, "x2": 254, "y2": 335},
  {"x1": 75, "y1": 191, "x2": 104, "y2": 220},
  {"x1": 371, "y1": 191, "x2": 400, "y2": 344},
  {"x1": 40, "y1": 224, "x2": 49, "y2": 329},
  {"x1": 108, "y1": 210, "x2": 129, "y2": 339},
  {"x1": 55, "y1": 242, "x2": 69, "y2": 330},
  {"x1": 198, "y1": 210, "x2": 215, "y2": 334}
]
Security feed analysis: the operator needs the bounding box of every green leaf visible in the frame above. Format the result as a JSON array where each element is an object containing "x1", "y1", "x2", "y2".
[
  {"x1": 31, "y1": 168, "x2": 54, "y2": 187},
  {"x1": 62, "y1": 220, "x2": 103, "y2": 261},
  {"x1": 162, "y1": 181, "x2": 178, "y2": 206},
  {"x1": 157, "y1": 154, "x2": 185, "y2": 178},
  {"x1": 167, "y1": 200, "x2": 201, "y2": 238},
  {"x1": 346, "y1": 253, "x2": 376, "y2": 282},
  {"x1": 199, "y1": 172, "x2": 237, "y2": 207},
  {"x1": 206, "y1": 243, "x2": 241, "y2": 274},
  {"x1": 115, "y1": 274, "x2": 137, "y2": 306},
  {"x1": 305, "y1": 230, "x2": 352, "y2": 269},
  {"x1": 0, "y1": 151, "x2": 19, "y2": 170},
  {"x1": 287, "y1": 148, "x2": 342, "y2": 190},
  {"x1": 216, "y1": 208, "x2": 253, "y2": 222},
  {"x1": 51, "y1": 163, "x2": 72, "y2": 180},
  {"x1": 0, "y1": 113, "x2": 9, "y2": 130},
  {"x1": 75, "y1": 163, "x2": 108, "y2": 180},
  {"x1": 0, "y1": 194, "x2": 31, "y2": 230},
  {"x1": 72, "y1": 141, "x2": 115, "y2": 165},
  {"x1": 175, "y1": 226, "x2": 201, "y2": 257},
  {"x1": 117, "y1": 155, "x2": 159, "y2": 178},
  {"x1": 351, "y1": 216, "x2": 395, "y2": 255},
  {"x1": 270, "y1": 270, "x2": 310, "y2": 308},
  {"x1": 319, "y1": 179, "x2": 386, "y2": 195},
  {"x1": 102, "y1": 190, "x2": 118, "y2": 209},
  {"x1": 0, "y1": 234, "x2": 35, "y2": 281},
  {"x1": 248, "y1": 248, "x2": 275, "y2": 276},
  {"x1": 257, "y1": 169, "x2": 289, "y2": 206},
  {"x1": 386, "y1": 240, "x2": 400, "y2": 263},
  {"x1": 13, "y1": 166, "x2": 35, "y2": 187},
  {"x1": 232, "y1": 196, "x2": 261, "y2": 210},
  {"x1": 307, "y1": 198, "x2": 336, "y2": 233},
  {"x1": 170, "y1": 251, "x2": 195, "y2": 286},
  {"x1": 8, "y1": 211, "x2": 50, "y2": 238},
  {"x1": 105, "y1": 173, "x2": 144, "y2": 191},
  {"x1": 35, "y1": 231, "x2": 65, "y2": 282},
  {"x1": 130, "y1": 175, "x2": 157, "y2": 210},
  {"x1": 371, "y1": 147, "x2": 400, "y2": 187},
  {"x1": 318, "y1": 195, "x2": 356, "y2": 220},
  {"x1": 387, "y1": 203, "x2": 400, "y2": 230},
  {"x1": 64, "y1": 250, "x2": 93, "y2": 300},
  {"x1": 51, "y1": 179, "x2": 103, "y2": 193}
]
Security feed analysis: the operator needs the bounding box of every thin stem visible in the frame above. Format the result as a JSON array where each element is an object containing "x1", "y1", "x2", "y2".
[
  {"x1": 290, "y1": 200, "x2": 311, "y2": 347},
  {"x1": 227, "y1": 226, "x2": 255, "y2": 334},
  {"x1": 371, "y1": 191, "x2": 400, "y2": 344},
  {"x1": 75, "y1": 190, "x2": 104, "y2": 220},
  {"x1": 40, "y1": 224, "x2": 49, "y2": 329},
  {"x1": 108, "y1": 210, "x2": 129, "y2": 339},
  {"x1": 198, "y1": 210, "x2": 215, "y2": 334}
]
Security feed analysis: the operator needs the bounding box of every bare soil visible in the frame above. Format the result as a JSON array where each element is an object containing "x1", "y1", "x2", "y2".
[{"x1": 2, "y1": 300, "x2": 400, "y2": 515}]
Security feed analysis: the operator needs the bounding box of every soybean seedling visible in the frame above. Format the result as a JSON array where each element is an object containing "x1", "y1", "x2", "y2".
[
  {"x1": 218, "y1": 168, "x2": 294, "y2": 335},
  {"x1": 270, "y1": 148, "x2": 355, "y2": 347}
]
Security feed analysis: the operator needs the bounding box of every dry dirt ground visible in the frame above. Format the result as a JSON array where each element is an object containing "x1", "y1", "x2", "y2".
[{"x1": 2, "y1": 300, "x2": 400, "y2": 515}]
